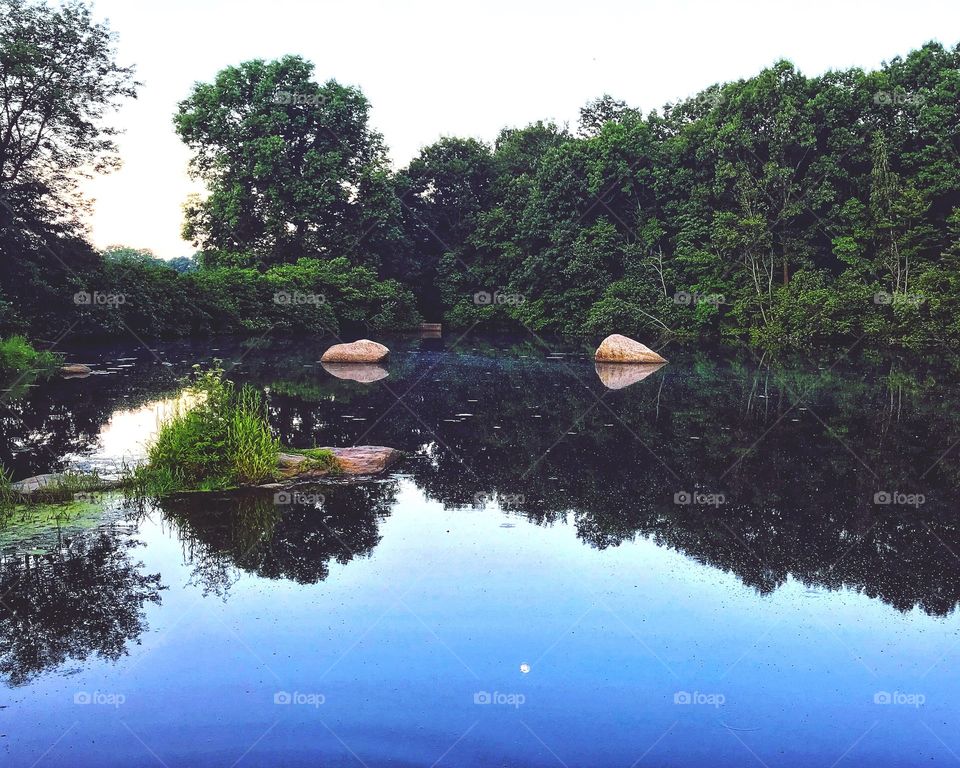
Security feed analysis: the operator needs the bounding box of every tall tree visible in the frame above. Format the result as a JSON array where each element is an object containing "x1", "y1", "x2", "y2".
[
  {"x1": 174, "y1": 56, "x2": 394, "y2": 269},
  {"x1": 0, "y1": 0, "x2": 136, "y2": 333}
]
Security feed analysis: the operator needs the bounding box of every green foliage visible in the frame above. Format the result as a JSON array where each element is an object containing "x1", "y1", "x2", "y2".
[
  {"x1": 0, "y1": 0, "x2": 136, "y2": 339},
  {"x1": 134, "y1": 363, "x2": 281, "y2": 495},
  {"x1": 0, "y1": 465, "x2": 13, "y2": 511},
  {"x1": 390, "y1": 41, "x2": 960, "y2": 349},
  {"x1": 71, "y1": 254, "x2": 419, "y2": 338}
]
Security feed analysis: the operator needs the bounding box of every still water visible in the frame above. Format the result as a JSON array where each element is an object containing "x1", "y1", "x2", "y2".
[{"x1": 1, "y1": 334, "x2": 958, "y2": 766}]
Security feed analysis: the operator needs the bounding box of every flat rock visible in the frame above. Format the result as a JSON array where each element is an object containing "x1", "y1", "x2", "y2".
[
  {"x1": 320, "y1": 339, "x2": 389, "y2": 364},
  {"x1": 11, "y1": 473, "x2": 115, "y2": 496},
  {"x1": 330, "y1": 446, "x2": 401, "y2": 474},
  {"x1": 595, "y1": 362, "x2": 666, "y2": 390},
  {"x1": 277, "y1": 446, "x2": 401, "y2": 479},
  {"x1": 595, "y1": 334, "x2": 667, "y2": 364},
  {"x1": 321, "y1": 362, "x2": 389, "y2": 383},
  {"x1": 11, "y1": 474, "x2": 68, "y2": 494}
]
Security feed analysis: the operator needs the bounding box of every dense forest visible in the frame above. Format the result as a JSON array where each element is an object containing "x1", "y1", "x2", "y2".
[{"x1": 1, "y1": 0, "x2": 959, "y2": 348}]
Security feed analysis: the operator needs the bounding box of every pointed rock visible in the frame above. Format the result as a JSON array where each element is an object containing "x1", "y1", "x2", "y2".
[{"x1": 595, "y1": 334, "x2": 667, "y2": 364}]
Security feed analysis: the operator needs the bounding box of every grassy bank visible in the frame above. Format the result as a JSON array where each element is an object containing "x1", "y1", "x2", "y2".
[{"x1": 0, "y1": 336, "x2": 60, "y2": 374}]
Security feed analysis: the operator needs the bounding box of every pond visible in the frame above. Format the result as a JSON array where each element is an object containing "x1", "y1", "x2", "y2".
[{"x1": 1, "y1": 333, "x2": 959, "y2": 766}]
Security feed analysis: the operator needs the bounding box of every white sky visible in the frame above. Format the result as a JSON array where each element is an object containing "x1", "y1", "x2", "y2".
[{"x1": 81, "y1": 0, "x2": 960, "y2": 259}]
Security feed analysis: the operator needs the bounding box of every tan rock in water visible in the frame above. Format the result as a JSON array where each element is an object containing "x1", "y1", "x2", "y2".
[
  {"x1": 320, "y1": 339, "x2": 389, "y2": 364},
  {"x1": 61, "y1": 364, "x2": 93, "y2": 377},
  {"x1": 595, "y1": 362, "x2": 665, "y2": 390},
  {"x1": 321, "y1": 362, "x2": 389, "y2": 383},
  {"x1": 594, "y1": 334, "x2": 667, "y2": 364}
]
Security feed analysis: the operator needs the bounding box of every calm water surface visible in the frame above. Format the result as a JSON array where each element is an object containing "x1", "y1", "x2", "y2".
[{"x1": 1, "y1": 334, "x2": 958, "y2": 766}]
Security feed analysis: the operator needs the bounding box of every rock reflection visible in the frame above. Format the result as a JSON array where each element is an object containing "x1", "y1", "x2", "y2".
[
  {"x1": 321, "y1": 362, "x2": 389, "y2": 383},
  {"x1": 594, "y1": 361, "x2": 665, "y2": 389}
]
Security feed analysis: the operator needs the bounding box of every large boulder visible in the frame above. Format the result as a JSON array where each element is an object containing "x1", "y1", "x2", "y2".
[
  {"x1": 320, "y1": 339, "x2": 389, "y2": 364},
  {"x1": 595, "y1": 362, "x2": 665, "y2": 390},
  {"x1": 321, "y1": 362, "x2": 389, "y2": 383},
  {"x1": 595, "y1": 334, "x2": 667, "y2": 364}
]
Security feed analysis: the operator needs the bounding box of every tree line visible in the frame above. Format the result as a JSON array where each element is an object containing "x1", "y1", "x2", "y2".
[{"x1": 2, "y1": 0, "x2": 959, "y2": 347}]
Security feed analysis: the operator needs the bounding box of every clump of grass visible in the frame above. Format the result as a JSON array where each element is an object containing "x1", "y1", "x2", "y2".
[
  {"x1": 0, "y1": 465, "x2": 15, "y2": 513},
  {"x1": 0, "y1": 335, "x2": 61, "y2": 374},
  {"x1": 133, "y1": 363, "x2": 281, "y2": 495}
]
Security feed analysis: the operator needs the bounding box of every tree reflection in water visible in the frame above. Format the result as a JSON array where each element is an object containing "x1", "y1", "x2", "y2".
[
  {"x1": 157, "y1": 482, "x2": 397, "y2": 596},
  {"x1": 1, "y1": 335, "x2": 959, "y2": 635},
  {"x1": 0, "y1": 524, "x2": 164, "y2": 687}
]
